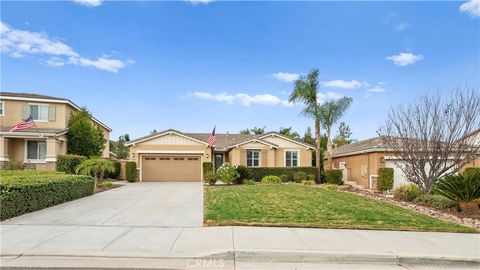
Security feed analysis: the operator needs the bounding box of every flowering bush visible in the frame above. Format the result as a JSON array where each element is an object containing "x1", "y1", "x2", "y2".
[{"x1": 216, "y1": 163, "x2": 239, "y2": 185}]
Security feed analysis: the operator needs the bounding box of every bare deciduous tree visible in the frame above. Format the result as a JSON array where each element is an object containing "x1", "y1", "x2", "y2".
[{"x1": 377, "y1": 87, "x2": 480, "y2": 193}]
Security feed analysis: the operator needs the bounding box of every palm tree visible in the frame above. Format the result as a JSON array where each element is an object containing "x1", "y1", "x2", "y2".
[
  {"x1": 76, "y1": 157, "x2": 115, "y2": 189},
  {"x1": 279, "y1": 127, "x2": 300, "y2": 139},
  {"x1": 319, "y1": 97, "x2": 353, "y2": 170},
  {"x1": 250, "y1": 126, "x2": 266, "y2": 134},
  {"x1": 289, "y1": 69, "x2": 323, "y2": 183}
]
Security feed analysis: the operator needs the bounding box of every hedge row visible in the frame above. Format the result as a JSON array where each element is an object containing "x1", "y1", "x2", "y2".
[
  {"x1": 126, "y1": 161, "x2": 137, "y2": 182},
  {"x1": 247, "y1": 167, "x2": 318, "y2": 181},
  {"x1": 0, "y1": 170, "x2": 94, "y2": 220},
  {"x1": 56, "y1": 154, "x2": 86, "y2": 174}
]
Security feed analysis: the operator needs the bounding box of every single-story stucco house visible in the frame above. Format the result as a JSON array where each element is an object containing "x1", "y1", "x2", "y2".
[
  {"x1": 329, "y1": 131, "x2": 480, "y2": 189},
  {"x1": 0, "y1": 92, "x2": 111, "y2": 170},
  {"x1": 126, "y1": 129, "x2": 315, "y2": 182}
]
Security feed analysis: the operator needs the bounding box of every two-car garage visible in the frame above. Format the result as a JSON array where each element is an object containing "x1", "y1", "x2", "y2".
[{"x1": 141, "y1": 155, "x2": 202, "y2": 182}]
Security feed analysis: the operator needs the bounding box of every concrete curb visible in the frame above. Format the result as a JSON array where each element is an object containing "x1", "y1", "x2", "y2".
[{"x1": 1, "y1": 250, "x2": 479, "y2": 269}]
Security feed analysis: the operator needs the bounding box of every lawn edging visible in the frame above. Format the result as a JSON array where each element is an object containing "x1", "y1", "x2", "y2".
[{"x1": 0, "y1": 170, "x2": 94, "y2": 220}]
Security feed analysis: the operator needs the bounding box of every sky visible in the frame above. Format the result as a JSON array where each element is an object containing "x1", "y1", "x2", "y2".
[{"x1": 1, "y1": 0, "x2": 479, "y2": 141}]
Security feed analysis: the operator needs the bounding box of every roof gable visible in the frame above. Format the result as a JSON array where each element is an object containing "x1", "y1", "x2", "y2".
[
  {"x1": 126, "y1": 129, "x2": 209, "y2": 146},
  {"x1": 260, "y1": 133, "x2": 315, "y2": 149}
]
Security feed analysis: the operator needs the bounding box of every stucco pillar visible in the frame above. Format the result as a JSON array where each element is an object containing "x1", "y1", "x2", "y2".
[
  {"x1": 267, "y1": 148, "x2": 275, "y2": 167},
  {"x1": 45, "y1": 138, "x2": 59, "y2": 170},
  {"x1": 0, "y1": 137, "x2": 9, "y2": 162}
]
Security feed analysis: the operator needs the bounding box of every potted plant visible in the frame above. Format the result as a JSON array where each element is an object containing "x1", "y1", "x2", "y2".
[{"x1": 433, "y1": 170, "x2": 480, "y2": 213}]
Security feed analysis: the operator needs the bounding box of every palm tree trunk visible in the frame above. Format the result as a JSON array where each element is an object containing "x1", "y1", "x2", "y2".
[
  {"x1": 327, "y1": 127, "x2": 333, "y2": 170},
  {"x1": 93, "y1": 175, "x2": 98, "y2": 190},
  {"x1": 315, "y1": 117, "x2": 322, "y2": 184}
]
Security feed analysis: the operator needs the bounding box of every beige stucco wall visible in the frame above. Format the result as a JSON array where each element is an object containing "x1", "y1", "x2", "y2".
[
  {"x1": 329, "y1": 152, "x2": 386, "y2": 187},
  {"x1": 460, "y1": 157, "x2": 480, "y2": 171},
  {"x1": 0, "y1": 99, "x2": 110, "y2": 159}
]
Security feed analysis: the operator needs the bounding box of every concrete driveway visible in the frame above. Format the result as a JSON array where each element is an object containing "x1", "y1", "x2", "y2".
[{"x1": 2, "y1": 182, "x2": 204, "y2": 227}]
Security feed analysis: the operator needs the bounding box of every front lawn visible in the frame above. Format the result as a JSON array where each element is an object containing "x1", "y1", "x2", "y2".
[{"x1": 204, "y1": 185, "x2": 476, "y2": 233}]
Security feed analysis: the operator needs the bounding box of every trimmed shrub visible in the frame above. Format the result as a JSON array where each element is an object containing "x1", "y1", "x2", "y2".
[
  {"x1": 377, "y1": 168, "x2": 394, "y2": 191},
  {"x1": 204, "y1": 171, "x2": 217, "y2": 185},
  {"x1": 0, "y1": 170, "x2": 94, "y2": 220},
  {"x1": 307, "y1": 174, "x2": 316, "y2": 181},
  {"x1": 235, "y1": 165, "x2": 252, "y2": 184},
  {"x1": 394, "y1": 184, "x2": 421, "y2": 201},
  {"x1": 216, "y1": 163, "x2": 239, "y2": 185},
  {"x1": 413, "y1": 194, "x2": 458, "y2": 210},
  {"x1": 247, "y1": 167, "x2": 317, "y2": 182},
  {"x1": 203, "y1": 162, "x2": 213, "y2": 176},
  {"x1": 1, "y1": 161, "x2": 26, "y2": 170},
  {"x1": 125, "y1": 161, "x2": 137, "y2": 182},
  {"x1": 325, "y1": 169, "x2": 343, "y2": 185},
  {"x1": 56, "y1": 154, "x2": 86, "y2": 174},
  {"x1": 293, "y1": 171, "x2": 308, "y2": 183},
  {"x1": 302, "y1": 180, "x2": 315, "y2": 186},
  {"x1": 280, "y1": 174, "x2": 292, "y2": 183},
  {"x1": 261, "y1": 175, "x2": 282, "y2": 185},
  {"x1": 106, "y1": 160, "x2": 121, "y2": 179},
  {"x1": 244, "y1": 179, "x2": 256, "y2": 185}
]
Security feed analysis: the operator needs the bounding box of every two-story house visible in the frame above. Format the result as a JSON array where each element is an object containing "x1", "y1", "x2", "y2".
[{"x1": 0, "y1": 92, "x2": 111, "y2": 170}]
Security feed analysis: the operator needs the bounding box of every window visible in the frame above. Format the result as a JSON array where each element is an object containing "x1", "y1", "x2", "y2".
[
  {"x1": 26, "y1": 141, "x2": 46, "y2": 161},
  {"x1": 246, "y1": 150, "x2": 260, "y2": 167},
  {"x1": 285, "y1": 150, "x2": 299, "y2": 167},
  {"x1": 0, "y1": 102, "x2": 4, "y2": 116},
  {"x1": 30, "y1": 104, "x2": 49, "y2": 121},
  {"x1": 145, "y1": 157, "x2": 156, "y2": 160},
  {"x1": 174, "y1": 157, "x2": 185, "y2": 160},
  {"x1": 188, "y1": 157, "x2": 199, "y2": 161}
]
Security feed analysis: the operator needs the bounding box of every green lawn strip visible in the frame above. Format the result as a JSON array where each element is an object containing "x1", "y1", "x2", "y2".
[{"x1": 204, "y1": 185, "x2": 477, "y2": 233}]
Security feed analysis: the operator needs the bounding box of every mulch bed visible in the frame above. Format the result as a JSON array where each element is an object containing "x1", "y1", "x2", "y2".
[
  {"x1": 93, "y1": 179, "x2": 125, "y2": 194},
  {"x1": 339, "y1": 185, "x2": 480, "y2": 230}
]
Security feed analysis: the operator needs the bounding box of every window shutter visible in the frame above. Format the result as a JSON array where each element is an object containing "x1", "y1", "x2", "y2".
[
  {"x1": 22, "y1": 104, "x2": 30, "y2": 119},
  {"x1": 48, "y1": 105, "x2": 56, "y2": 121}
]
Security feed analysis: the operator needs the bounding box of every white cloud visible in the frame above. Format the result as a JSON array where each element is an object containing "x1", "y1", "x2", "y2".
[
  {"x1": 460, "y1": 0, "x2": 480, "y2": 18},
  {"x1": 272, "y1": 72, "x2": 300, "y2": 83},
  {"x1": 187, "y1": 0, "x2": 215, "y2": 5},
  {"x1": 74, "y1": 0, "x2": 102, "y2": 7},
  {"x1": 322, "y1": 80, "x2": 367, "y2": 89},
  {"x1": 317, "y1": 91, "x2": 344, "y2": 103},
  {"x1": 1, "y1": 21, "x2": 129, "y2": 72},
  {"x1": 393, "y1": 22, "x2": 409, "y2": 32},
  {"x1": 386, "y1": 52, "x2": 423, "y2": 66},
  {"x1": 367, "y1": 83, "x2": 386, "y2": 93},
  {"x1": 189, "y1": 92, "x2": 293, "y2": 107}
]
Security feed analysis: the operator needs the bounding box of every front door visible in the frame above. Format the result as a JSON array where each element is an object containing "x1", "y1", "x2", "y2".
[{"x1": 214, "y1": 153, "x2": 224, "y2": 171}]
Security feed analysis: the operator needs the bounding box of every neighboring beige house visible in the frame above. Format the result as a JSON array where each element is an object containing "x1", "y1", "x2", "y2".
[
  {"x1": 0, "y1": 92, "x2": 111, "y2": 170},
  {"x1": 126, "y1": 129, "x2": 314, "y2": 182},
  {"x1": 328, "y1": 132, "x2": 480, "y2": 189}
]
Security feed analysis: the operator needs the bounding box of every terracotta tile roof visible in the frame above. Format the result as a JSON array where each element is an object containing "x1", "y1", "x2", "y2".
[
  {"x1": 332, "y1": 137, "x2": 389, "y2": 157},
  {"x1": 126, "y1": 129, "x2": 314, "y2": 149},
  {"x1": 0, "y1": 127, "x2": 68, "y2": 135},
  {"x1": 0, "y1": 92, "x2": 66, "y2": 101}
]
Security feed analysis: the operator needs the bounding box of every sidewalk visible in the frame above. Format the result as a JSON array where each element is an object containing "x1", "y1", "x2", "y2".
[{"x1": 1, "y1": 224, "x2": 479, "y2": 269}]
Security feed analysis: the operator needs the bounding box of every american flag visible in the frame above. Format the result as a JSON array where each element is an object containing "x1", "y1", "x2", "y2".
[
  {"x1": 208, "y1": 126, "x2": 216, "y2": 147},
  {"x1": 10, "y1": 116, "x2": 37, "y2": 132}
]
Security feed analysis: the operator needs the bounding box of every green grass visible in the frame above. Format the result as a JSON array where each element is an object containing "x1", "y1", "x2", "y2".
[{"x1": 204, "y1": 185, "x2": 477, "y2": 233}]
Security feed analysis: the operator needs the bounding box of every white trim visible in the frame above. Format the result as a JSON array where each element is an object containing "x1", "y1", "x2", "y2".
[
  {"x1": 0, "y1": 101, "x2": 4, "y2": 116},
  {"x1": 369, "y1": 175, "x2": 379, "y2": 189},
  {"x1": 126, "y1": 131, "x2": 209, "y2": 147},
  {"x1": 136, "y1": 150, "x2": 205, "y2": 154},
  {"x1": 0, "y1": 156, "x2": 10, "y2": 162},
  {"x1": 284, "y1": 149, "x2": 300, "y2": 167},
  {"x1": 28, "y1": 103, "x2": 50, "y2": 121},
  {"x1": 227, "y1": 138, "x2": 278, "y2": 150},
  {"x1": 0, "y1": 96, "x2": 112, "y2": 131},
  {"x1": 331, "y1": 148, "x2": 390, "y2": 159},
  {"x1": 260, "y1": 133, "x2": 315, "y2": 150},
  {"x1": 0, "y1": 132, "x2": 59, "y2": 138},
  {"x1": 24, "y1": 139, "x2": 47, "y2": 162},
  {"x1": 45, "y1": 157, "x2": 57, "y2": 162},
  {"x1": 246, "y1": 149, "x2": 261, "y2": 167}
]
